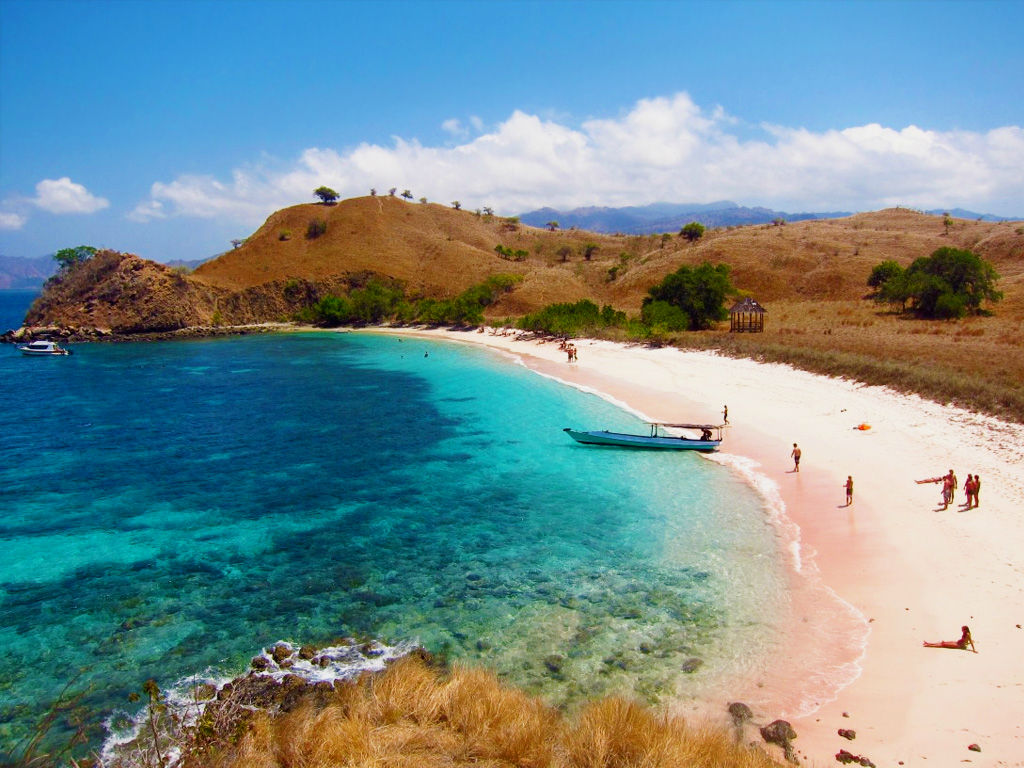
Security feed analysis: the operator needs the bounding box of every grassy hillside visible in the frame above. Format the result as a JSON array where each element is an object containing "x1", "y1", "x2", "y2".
[{"x1": 191, "y1": 197, "x2": 1024, "y2": 419}]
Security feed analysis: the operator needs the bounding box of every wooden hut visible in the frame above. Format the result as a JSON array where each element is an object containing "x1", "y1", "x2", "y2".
[{"x1": 729, "y1": 297, "x2": 766, "y2": 332}]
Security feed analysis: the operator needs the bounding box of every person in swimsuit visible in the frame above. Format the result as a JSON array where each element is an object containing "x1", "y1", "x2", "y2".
[
  {"x1": 972, "y1": 474, "x2": 981, "y2": 508},
  {"x1": 845, "y1": 476, "x2": 853, "y2": 506},
  {"x1": 923, "y1": 625, "x2": 976, "y2": 652},
  {"x1": 791, "y1": 443, "x2": 801, "y2": 472}
]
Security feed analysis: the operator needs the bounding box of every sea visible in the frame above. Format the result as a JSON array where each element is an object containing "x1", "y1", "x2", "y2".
[{"x1": 0, "y1": 290, "x2": 791, "y2": 761}]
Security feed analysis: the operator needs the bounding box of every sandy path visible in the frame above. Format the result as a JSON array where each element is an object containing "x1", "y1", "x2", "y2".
[{"x1": 364, "y1": 327, "x2": 1024, "y2": 767}]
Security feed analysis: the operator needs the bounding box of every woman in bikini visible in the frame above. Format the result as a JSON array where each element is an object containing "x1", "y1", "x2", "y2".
[{"x1": 923, "y1": 625, "x2": 976, "y2": 652}]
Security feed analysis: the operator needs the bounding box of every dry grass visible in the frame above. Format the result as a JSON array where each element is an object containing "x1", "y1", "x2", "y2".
[{"x1": 190, "y1": 657, "x2": 780, "y2": 768}]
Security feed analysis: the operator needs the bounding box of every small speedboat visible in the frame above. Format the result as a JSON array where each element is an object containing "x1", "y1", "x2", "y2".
[
  {"x1": 18, "y1": 340, "x2": 71, "y2": 356},
  {"x1": 563, "y1": 422, "x2": 722, "y2": 452}
]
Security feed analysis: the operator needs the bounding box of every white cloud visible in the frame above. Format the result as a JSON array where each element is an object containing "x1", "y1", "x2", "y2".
[
  {"x1": 32, "y1": 177, "x2": 110, "y2": 214},
  {"x1": 127, "y1": 199, "x2": 166, "y2": 222},
  {"x1": 0, "y1": 211, "x2": 26, "y2": 230},
  {"x1": 441, "y1": 118, "x2": 465, "y2": 137},
  {"x1": 129, "y1": 92, "x2": 1024, "y2": 224}
]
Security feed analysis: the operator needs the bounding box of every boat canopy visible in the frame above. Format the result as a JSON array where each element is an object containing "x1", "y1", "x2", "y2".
[{"x1": 659, "y1": 422, "x2": 721, "y2": 430}]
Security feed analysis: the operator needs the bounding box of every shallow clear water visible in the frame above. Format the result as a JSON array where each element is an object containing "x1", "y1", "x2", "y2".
[{"x1": 0, "y1": 324, "x2": 786, "y2": 756}]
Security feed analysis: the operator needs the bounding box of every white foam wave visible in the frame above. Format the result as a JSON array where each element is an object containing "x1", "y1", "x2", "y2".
[
  {"x1": 707, "y1": 451, "x2": 870, "y2": 718},
  {"x1": 98, "y1": 638, "x2": 419, "y2": 767}
]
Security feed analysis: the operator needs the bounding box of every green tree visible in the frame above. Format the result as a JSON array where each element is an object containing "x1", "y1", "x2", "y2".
[
  {"x1": 642, "y1": 261, "x2": 734, "y2": 330},
  {"x1": 874, "y1": 247, "x2": 1001, "y2": 318},
  {"x1": 313, "y1": 186, "x2": 339, "y2": 204},
  {"x1": 867, "y1": 260, "x2": 903, "y2": 291},
  {"x1": 401, "y1": 189, "x2": 413, "y2": 200},
  {"x1": 53, "y1": 245, "x2": 97, "y2": 271},
  {"x1": 546, "y1": 221, "x2": 559, "y2": 231},
  {"x1": 582, "y1": 243, "x2": 598, "y2": 261},
  {"x1": 451, "y1": 200, "x2": 462, "y2": 210},
  {"x1": 679, "y1": 221, "x2": 706, "y2": 242},
  {"x1": 557, "y1": 245, "x2": 572, "y2": 262}
]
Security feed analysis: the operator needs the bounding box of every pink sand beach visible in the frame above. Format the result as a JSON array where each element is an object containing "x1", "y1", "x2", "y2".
[{"x1": 372, "y1": 327, "x2": 1024, "y2": 767}]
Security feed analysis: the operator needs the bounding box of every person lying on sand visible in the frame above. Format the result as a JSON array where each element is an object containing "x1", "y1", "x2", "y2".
[{"x1": 923, "y1": 625, "x2": 976, "y2": 652}]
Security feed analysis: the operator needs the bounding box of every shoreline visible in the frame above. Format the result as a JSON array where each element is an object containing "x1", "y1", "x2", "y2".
[{"x1": 368, "y1": 326, "x2": 1024, "y2": 767}]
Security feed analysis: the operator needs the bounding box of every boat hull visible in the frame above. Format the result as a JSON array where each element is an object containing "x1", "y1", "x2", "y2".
[
  {"x1": 563, "y1": 428, "x2": 720, "y2": 452},
  {"x1": 18, "y1": 347, "x2": 70, "y2": 356}
]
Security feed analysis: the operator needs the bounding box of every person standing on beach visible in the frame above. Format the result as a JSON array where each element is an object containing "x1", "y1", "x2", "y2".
[
  {"x1": 973, "y1": 474, "x2": 981, "y2": 508},
  {"x1": 962, "y1": 474, "x2": 974, "y2": 508},
  {"x1": 845, "y1": 476, "x2": 853, "y2": 506},
  {"x1": 723, "y1": 405, "x2": 728, "y2": 424},
  {"x1": 949, "y1": 469, "x2": 958, "y2": 504},
  {"x1": 791, "y1": 443, "x2": 801, "y2": 472}
]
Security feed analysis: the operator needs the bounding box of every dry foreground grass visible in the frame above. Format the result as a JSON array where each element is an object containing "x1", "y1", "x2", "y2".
[
  {"x1": 187, "y1": 657, "x2": 780, "y2": 768},
  {"x1": 198, "y1": 199, "x2": 1024, "y2": 421}
]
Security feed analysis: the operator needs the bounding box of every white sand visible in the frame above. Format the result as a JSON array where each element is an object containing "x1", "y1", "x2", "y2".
[{"x1": 367, "y1": 326, "x2": 1024, "y2": 767}]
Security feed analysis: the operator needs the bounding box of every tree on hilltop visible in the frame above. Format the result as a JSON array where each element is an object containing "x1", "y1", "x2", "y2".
[
  {"x1": 53, "y1": 245, "x2": 97, "y2": 271},
  {"x1": 314, "y1": 186, "x2": 339, "y2": 204},
  {"x1": 451, "y1": 201, "x2": 462, "y2": 210},
  {"x1": 679, "y1": 221, "x2": 706, "y2": 242},
  {"x1": 546, "y1": 221, "x2": 559, "y2": 231},
  {"x1": 401, "y1": 190, "x2": 413, "y2": 200}
]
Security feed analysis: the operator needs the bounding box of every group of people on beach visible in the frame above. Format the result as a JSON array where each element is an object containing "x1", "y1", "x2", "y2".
[
  {"x1": 559, "y1": 338, "x2": 578, "y2": 362},
  {"x1": 916, "y1": 469, "x2": 981, "y2": 510}
]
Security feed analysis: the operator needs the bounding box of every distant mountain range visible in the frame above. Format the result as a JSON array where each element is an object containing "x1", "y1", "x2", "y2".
[
  {"x1": 518, "y1": 201, "x2": 1016, "y2": 234},
  {"x1": 0, "y1": 255, "x2": 54, "y2": 290}
]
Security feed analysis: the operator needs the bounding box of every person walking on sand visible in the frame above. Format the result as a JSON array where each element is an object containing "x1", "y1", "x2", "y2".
[
  {"x1": 941, "y1": 472, "x2": 953, "y2": 509},
  {"x1": 790, "y1": 443, "x2": 801, "y2": 472},
  {"x1": 723, "y1": 404, "x2": 729, "y2": 424},
  {"x1": 844, "y1": 476, "x2": 854, "y2": 506},
  {"x1": 923, "y1": 625, "x2": 976, "y2": 652}
]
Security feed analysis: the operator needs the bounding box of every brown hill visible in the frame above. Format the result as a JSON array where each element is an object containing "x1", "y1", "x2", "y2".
[{"x1": 16, "y1": 195, "x2": 1024, "y2": 418}]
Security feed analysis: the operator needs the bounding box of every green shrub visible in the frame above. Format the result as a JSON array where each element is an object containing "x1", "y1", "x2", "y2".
[
  {"x1": 518, "y1": 299, "x2": 626, "y2": 336},
  {"x1": 640, "y1": 300, "x2": 690, "y2": 331},
  {"x1": 306, "y1": 219, "x2": 327, "y2": 239}
]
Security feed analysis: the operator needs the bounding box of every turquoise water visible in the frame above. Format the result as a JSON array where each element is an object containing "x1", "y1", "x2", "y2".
[{"x1": 0, "y1": 321, "x2": 786, "y2": 757}]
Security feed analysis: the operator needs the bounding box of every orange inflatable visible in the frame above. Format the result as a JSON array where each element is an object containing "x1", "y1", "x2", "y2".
[{"x1": 857, "y1": 423, "x2": 871, "y2": 431}]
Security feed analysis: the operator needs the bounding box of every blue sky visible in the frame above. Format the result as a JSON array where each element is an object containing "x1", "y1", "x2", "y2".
[{"x1": 1, "y1": 0, "x2": 1022, "y2": 263}]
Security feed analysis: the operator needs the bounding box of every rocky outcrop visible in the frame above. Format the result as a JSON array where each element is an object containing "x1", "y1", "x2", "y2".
[
  {"x1": 760, "y1": 719, "x2": 798, "y2": 763},
  {"x1": 11, "y1": 250, "x2": 364, "y2": 339}
]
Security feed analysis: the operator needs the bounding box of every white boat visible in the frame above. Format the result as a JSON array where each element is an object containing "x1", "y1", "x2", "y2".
[
  {"x1": 18, "y1": 340, "x2": 71, "y2": 356},
  {"x1": 563, "y1": 422, "x2": 722, "y2": 452}
]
